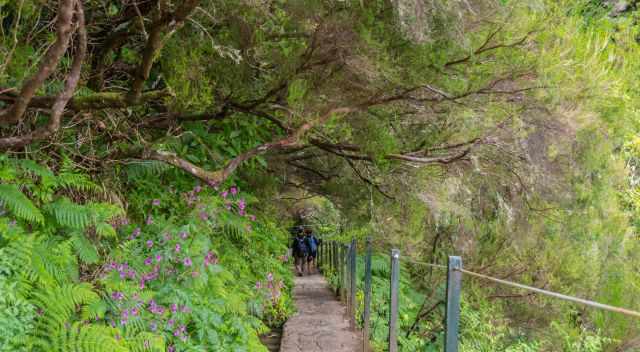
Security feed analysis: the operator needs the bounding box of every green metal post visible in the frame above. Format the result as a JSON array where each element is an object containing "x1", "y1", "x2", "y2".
[
  {"x1": 389, "y1": 249, "x2": 400, "y2": 352},
  {"x1": 350, "y1": 238, "x2": 357, "y2": 328},
  {"x1": 363, "y1": 237, "x2": 372, "y2": 351},
  {"x1": 445, "y1": 256, "x2": 462, "y2": 352}
]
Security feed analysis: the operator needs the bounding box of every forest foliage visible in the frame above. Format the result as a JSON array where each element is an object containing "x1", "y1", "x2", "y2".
[{"x1": 2, "y1": 0, "x2": 640, "y2": 351}]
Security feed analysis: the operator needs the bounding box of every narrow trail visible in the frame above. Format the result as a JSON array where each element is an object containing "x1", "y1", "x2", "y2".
[{"x1": 280, "y1": 273, "x2": 362, "y2": 352}]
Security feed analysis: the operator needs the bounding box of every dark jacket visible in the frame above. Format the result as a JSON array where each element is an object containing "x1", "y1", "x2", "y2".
[{"x1": 291, "y1": 235, "x2": 308, "y2": 257}]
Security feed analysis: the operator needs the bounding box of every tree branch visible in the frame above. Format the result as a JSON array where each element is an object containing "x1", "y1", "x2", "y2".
[
  {"x1": 127, "y1": 0, "x2": 199, "y2": 104},
  {"x1": 0, "y1": 0, "x2": 77, "y2": 125},
  {"x1": 0, "y1": 89, "x2": 173, "y2": 111},
  {"x1": 0, "y1": 0, "x2": 87, "y2": 148}
]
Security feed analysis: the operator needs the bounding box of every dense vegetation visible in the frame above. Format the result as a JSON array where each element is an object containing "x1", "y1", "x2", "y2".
[{"x1": 2, "y1": 0, "x2": 640, "y2": 350}]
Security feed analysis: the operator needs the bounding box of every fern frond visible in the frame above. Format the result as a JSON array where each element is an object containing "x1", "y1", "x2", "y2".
[
  {"x1": 31, "y1": 239, "x2": 78, "y2": 285},
  {"x1": 0, "y1": 234, "x2": 36, "y2": 280},
  {"x1": 0, "y1": 184, "x2": 44, "y2": 224},
  {"x1": 96, "y1": 222, "x2": 117, "y2": 238},
  {"x1": 55, "y1": 323, "x2": 128, "y2": 352},
  {"x1": 30, "y1": 283, "x2": 102, "y2": 351},
  {"x1": 124, "y1": 161, "x2": 171, "y2": 181},
  {"x1": 57, "y1": 172, "x2": 100, "y2": 193},
  {"x1": 70, "y1": 232, "x2": 99, "y2": 264},
  {"x1": 12, "y1": 159, "x2": 55, "y2": 183},
  {"x1": 46, "y1": 197, "x2": 91, "y2": 229},
  {"x1": 126, "y1": 332, "x2": 164, "y2": 352}
]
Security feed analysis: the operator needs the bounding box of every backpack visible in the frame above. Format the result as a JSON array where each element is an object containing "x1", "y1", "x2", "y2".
[
  {"x1": 306, "y1": 235, "x2": 318, "y2": 253},
  {"x1": 293, "y1": 236, "x2": 308, "y2": 256}
]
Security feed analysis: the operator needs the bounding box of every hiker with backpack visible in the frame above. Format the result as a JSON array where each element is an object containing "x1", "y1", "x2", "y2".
[
  {"x1": 304, "y1": 228, "x2": 320, "y2": 274},
  {"x1": 291, "y1": 228, "x2": 308, "y2": 276}
]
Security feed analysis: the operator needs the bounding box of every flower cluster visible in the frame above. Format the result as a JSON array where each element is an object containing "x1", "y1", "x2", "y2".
[
  {"x1": 220, "y1": 185, "x2": 256, "y2": 222},
  {"x1": 184, "y1": 185, "x2": 204, "y2": 206},
  {"x1": 256, "y1": 272, "x2": 285, "y2": 304},
  {"x1": 110, "y1": 216, "x2": 130, "y2": 229}
]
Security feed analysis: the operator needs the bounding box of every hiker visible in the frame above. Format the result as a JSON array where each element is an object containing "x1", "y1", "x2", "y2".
[
  {"x1": 291, "y1": 228, "x2": 308, "y2": 276},
  {"x1": 304, "y1": 228, "x2": 320, "y2": 274}
]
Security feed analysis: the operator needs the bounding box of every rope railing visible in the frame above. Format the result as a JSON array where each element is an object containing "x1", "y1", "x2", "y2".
[
  {"x1": 316, "y1": 236, "x2": 640, "y2": 352},
  {"x1": 457, "y1": 267, "x2": 640, "y2": 318}
]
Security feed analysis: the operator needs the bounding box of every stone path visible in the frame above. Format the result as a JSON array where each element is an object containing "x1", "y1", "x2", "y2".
[{"x1": 280, "y1": 273, "x2": 362, "y2": 352}]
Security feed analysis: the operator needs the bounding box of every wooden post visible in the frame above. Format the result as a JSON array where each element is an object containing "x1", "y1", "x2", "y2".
[
  {"x1": 445, "y1": 256, "x2": 462, "y2": 352},
  {"x1": 363, "y1": 237, "x2": 372, "y2": 351},
  {"x1": 389, "y1": 249, "x2": 400, "y2": 352}
]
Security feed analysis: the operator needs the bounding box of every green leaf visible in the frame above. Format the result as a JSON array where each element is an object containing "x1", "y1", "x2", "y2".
[{"x1": 0, "y1": 184, "x2": 44, "y2": 224}]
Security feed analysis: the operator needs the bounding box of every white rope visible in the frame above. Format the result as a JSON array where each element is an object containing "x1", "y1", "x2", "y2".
[{"x1": 458, "y1": 268, "x2": 640, "y2": 319}]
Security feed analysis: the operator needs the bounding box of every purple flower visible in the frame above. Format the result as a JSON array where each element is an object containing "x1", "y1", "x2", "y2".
[
  {"x1": 146, "y1": 240, "x2": 153, "y2": 248},
  {"x1": 146, "y1": 215, "x2": 153, "y2": 225},
  {"x1": 191, "y1": 271, "x2": 199, "y2": 278},
  {"x1": 132, "y1": 228, "x2": 141, "y2": 238},
  {"x1": 171, "y1": 303, "x2": 178, "y2": 313},
  {"x1": 221, "y1": 190, "x2": 228, "y2": 198},
  {"x1": 149, "y1": 321, "x2": 157, "y2": 331},
  {"x1": 230, "y1": 186, "x2": 238, "y2": 195},
  {"x1": 175, "y1": 244, "x2": 181, "y2": 253},
  {"x1": 256, "y1": 281, "x2": 262, "y2": 290},
  {"x1": 238, "y1": 199, "x2": 246, "y2": 210},
  {"x1": 144, "y1": 257, "x2": 153, "y2": 266},
  {"x1": 183, "y1": 257, "x2": 193, "y2": 267},
  {"x1": 199, "y1": 211, "x2": 208, "y2": 221},
  {"x1": 249, "y1": 214, "x2": 256, "y2": 221},
  {"x1": 181, "y1": 305, "x2": 192, "y2": 313},
  {"x1": 152, "y1": 199, "x2": 160, "y2": 206},
  {"x1": 155, "y1": 254, "x2": 162, "y2": 262},
  {"x1": 194, "y1": 185, "x2": 202, "y2": 193},
  {"x1": 204, "y1": 251, "x2": 218, "y2": 266},
  {"x1": 168, "y1": 319, "x2": 175, "y2": 327},
  {"x1": 239, "y1": 209, "x2": 245, "y2": 216},
  {"x1": 111, "y1": 291, "x2": 124, "y2": 300},
  {"x1": 267, "y1": 272, "x2": 274, "y2": 282},
  {"x1": 168, "y1": 346, "x2": 175, "y2": 352},
  {"x1": 180, "y1": 231, "x2": 188, "y2": 239}
]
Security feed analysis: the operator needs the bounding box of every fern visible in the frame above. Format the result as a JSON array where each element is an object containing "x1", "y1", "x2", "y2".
[
  {"x1": 57, "y1": 172, "x2": 100, "y2": 193},
  {"x1": 0, "y1": 184, "x2": 44, "y2": 224},
  {"x1": 96, "y1": 222, "x2": 117, "y2": 238},
  {"x1": 71, "y1": 232, "x2": 99, "y2": 264},
  {"x1": 29, "y1": 284, "x2": 127, "y2": 352},
  {"x1": 54, "y1": 323, "x2": 128, "y2": 352},
  {"x1": 47, "y1": 197, "x2": 91, "y2": 229},
  {"x1": 56, "y1": 157, "x2": 100, "y2": 193},
  {"x1": 124, "y1": 160, "x2": 171, "y2": 181},
  {"x1": 12, "y1": 159, "x2": 55, "y2": 184}
]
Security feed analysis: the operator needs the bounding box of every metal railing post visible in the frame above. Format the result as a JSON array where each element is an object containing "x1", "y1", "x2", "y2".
[
  {"x1": 342, "y1": 244, "x2": 348, "y2": 301},
  {"x1": 319, "y1": 239, "x2": 323, "y2": 270},
  {"x1": 333, "y1": 241, "x2": 340, "y2": 295},
  {"x1": 350, "y1": 238, "x2": 357, "y2": 329},
  {"x1": 445, "y1": 256, "x2": 462, "y2": 352},
  {"x1": 389, "y1": 249, "x2": 400, "y2": 352},
  {"x1": 346, "y1": 243, "x2": 352, "y2": 311},
  {"x1": 363, "y1": 237, "x2": 372, "y2": 351}
]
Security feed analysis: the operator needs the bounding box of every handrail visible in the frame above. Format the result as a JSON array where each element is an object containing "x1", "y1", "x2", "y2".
[
  {"x1": 317, "y1": 238, "x2": 640, "y2": 352},
  {"x1": 457, "y1": 268, "x2": 640, "y2": 318}
]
